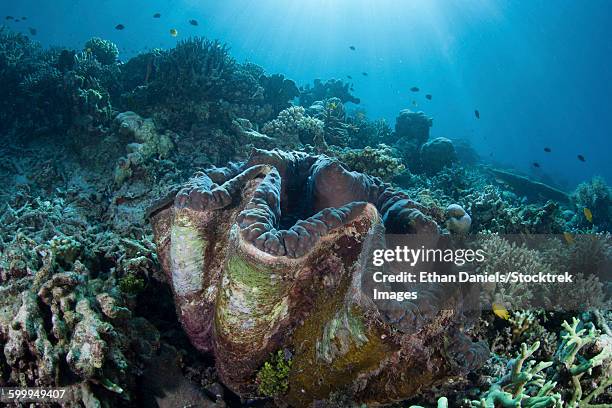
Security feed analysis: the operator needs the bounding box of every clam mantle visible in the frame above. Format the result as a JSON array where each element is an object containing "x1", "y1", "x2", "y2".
[{"x1": 148, "y1": 149, "x2": 488, "y2": 405}]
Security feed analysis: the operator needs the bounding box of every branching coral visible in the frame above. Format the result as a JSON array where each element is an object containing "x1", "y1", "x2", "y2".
[
  {"x1": 347, "y1": 111, "x2": 392, "y2": 148},
  {"x1": 258, "y1": 72, "x2": 300, "y2": 116},
  {"x1": 476, "y1": 235, "x2": 552, "y2": 308},
  {"x1": 262, "y1": 105, "x2": 326, "y2": 149},
  {"x1": 308, "y1": 97, "x2": 351, "y2": 147},
  {"x1": 572, "y1": 177, "x2": 612, "y2": 230},
  {"x1": 299, "y1": 78, "x2": 360, "y2": 107},
  {"x1": 471, "y1": 341, "x2": 562, "y2": 407},
  {"x1": 555, "y1": 317, "x2": 612, "y2": 406},
  {"x1": 331, "y1": 145, "x2": 405, "y2": 181},
  {"x1": 84, "y1": 37, "x2": 119, "y2": 65}
]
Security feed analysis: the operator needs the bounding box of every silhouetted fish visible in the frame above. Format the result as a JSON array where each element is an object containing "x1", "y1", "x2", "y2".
[
  {"x1": 544, "y1": 147, "x2": 551, "y2": 152},
  {"x1": 153, "y1": 13, "x2": 161, "y2": 18},
  {"x1": 14, "y1": 19, "x2": 20, "y2": 22},
  {"x1": 21, "y1": 17, "x2": 27, "y2": 20},
  {"x1": 533, "y1": 162, "x2": 541, "y2": 168},
  {"x1": 362, "y1": 72, "x2": 368, "y2": 76},
  {"x1": 410, "y1": 86, "x2": 419, "y2": 92},
  {"x1": 5, "y1": 16, "x2": 14, "y2": 20},
  {"x1": 115, "y1": 24, "x2": 125, "y2": 30},
  {"x1": 577, "y1": 154, "x2": 585, "y2": 162},
  {"x1": 189, "y1": 19, "x2": 198, "y2": 26},
  {"x1": 347, "y1": 75, "x2": 352, "y2": 79},
  {"x1": 349, "y1": 46, "x2": 356, "y2": 50},
  {"x1": 474, "y1": 109, "x2": 480, "y2": 119},
  {"x1": 28, "y1": 28, "x2": 37, "y2": 36},
  {"x1": 412, "y1": 100, "x2": 418, "y2": 107},
  {"x1": 425, "y1": 94, "x2": 432, "y2": 100}
]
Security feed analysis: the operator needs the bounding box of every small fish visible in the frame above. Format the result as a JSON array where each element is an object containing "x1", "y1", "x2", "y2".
[
  {"x1": 410, "y1": 86, "x2": 419, "y2": 92},
  {"x1": 21, "y1": 17, "x2": 27, "y2": 20},
  {"x1": 533, "y1": 162, "x2": 540, "y2": 168},
  {"x1": 412, "y1": 100, "x2": 418, "y2": 107},
  {"x1": 492, "y1": 303, "x2": 510, "y2": 320},
  {"x1": 347, "y1": 75, "x2": 352, "y2": 80},
  {"x1": 115, "y1": 24, "x2": 125, "y2": 30},
  {"x1": 577, "y1": 154, "x2": 585, "y2": 162},
  {"x1": 170, "y1": 28, "x2": 178, "y2": 37},
  {"x1": 189, "y1": 19, "x2": 198, "y2": 26},
  {"x1": 5, "y1": 16, "x2": 14, "y2": 20},
  {"x1": 425, "y1": 94, "x2": 432, "y2": 100},
  {"x1": 28, "y1": 28, "x2": 37, "y2": 36},
  {"x1": 474, "y1": 109, "x2": 480, "y2": 119},
  {"x1": 544, "y1": 147, "x2": 551, "y2": 152},
  {"x1": 362, "y1": 72, "x2": 368, "y2": 76},
  {"x1": 14, "y1": 19, "x2": 20, "y2": 23},
  {"x1": 563, "y1": 232, "x2": 575, "y2": 245},
  {"x1": 153, "y1": 13, "x2": 161, "y2": 18},
  {"x1": 349, "y1": 46, "x2": 356, "y2": 51},
  {"x1": 583, "y1": 207, "x2": 593, "y2": 223}
]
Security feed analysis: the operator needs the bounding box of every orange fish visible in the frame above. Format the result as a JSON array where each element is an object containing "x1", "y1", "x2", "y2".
[{"x1": 563, "y1": 232, "x2": 575, "y2": 245}]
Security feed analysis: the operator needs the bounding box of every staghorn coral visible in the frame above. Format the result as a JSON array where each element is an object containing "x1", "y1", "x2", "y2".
[
  {"x1": 555, "y1": 317, "x2": 612, "y2": 406},
  {"x1": 84, "y1": 37, "x2": 119, "y2": 65},
  {"x1": 148, "y1": 148, "x2": 488, "y2": 405},
  {"x1": 471, "y1": 341, "x2": 562, "y2": 407}
]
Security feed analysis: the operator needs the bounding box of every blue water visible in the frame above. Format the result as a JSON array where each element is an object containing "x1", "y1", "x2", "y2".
[{"x1": 3, "y1": 0, "x2": 611, "y2": 189}]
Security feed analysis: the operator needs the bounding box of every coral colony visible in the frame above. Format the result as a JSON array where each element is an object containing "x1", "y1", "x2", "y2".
[{"x1": 0, "y1": 28, "x2": 610, "y2": 407}]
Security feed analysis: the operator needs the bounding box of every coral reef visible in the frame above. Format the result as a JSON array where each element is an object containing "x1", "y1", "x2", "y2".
[
  {"x1": 489, "y1": 168, "x2": 570, "y2": 204},
  {"x1": 84, "y1": 37, "x2": 119, "y2": 65},
  {"x1": 0, "y1": 26, "x2": 609, "y2": 408},
  {"x1": 420, "y1": 137, "x2": 457, "y2": 175},
  {"x1": 308, "y1": 97, "x2": 351, "y2": 147},
  {"x1": 555, "y1": 317, "x2": 611, "y2": 406},
  {"x1": 445, "y1": 203, "x2": 472, "y2": 234},
  {"x1": 262, "y1": 105, "x2": 326, "y2": 149},
  {"x1": 572, "y1": 176, "x2": 612, "y2": 230},
  {"x1": 332, "y1": 145, "x2": 405, "y2": 181},
  {"x1": 148, "y1": 148, "x2": 488, "y2": 405},
  {"x1": 299, "y1": 78, "x2": 360, "y2": 107}
]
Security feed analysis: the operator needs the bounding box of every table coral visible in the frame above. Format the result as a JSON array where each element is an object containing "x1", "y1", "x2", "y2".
[{"x1": 148, "y1": 148, "x2": 488, "y2": 405}]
